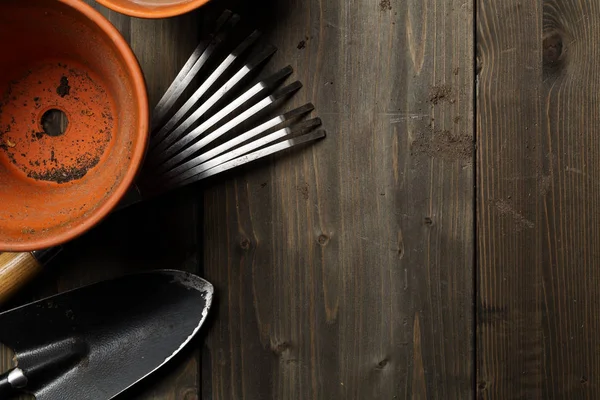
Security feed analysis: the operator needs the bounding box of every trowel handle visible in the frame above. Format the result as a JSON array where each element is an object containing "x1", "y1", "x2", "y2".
[{"x1": 0, "y1": 248, "x2": 62, "y2": 304}]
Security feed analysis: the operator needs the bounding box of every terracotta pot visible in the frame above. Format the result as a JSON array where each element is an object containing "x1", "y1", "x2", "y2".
[
  {"x1": 0, "y1": 0, "x2": 149, "y2": 252},
  {"x1": 95, "y1": 0, "x2": 211, "y2": 19}
]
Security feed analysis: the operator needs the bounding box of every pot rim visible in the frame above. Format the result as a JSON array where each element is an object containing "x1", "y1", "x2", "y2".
[
  {"x1": 0, "y1": 0, "x2": 149, "y2": 252},
  {"x1": 94, "y1": 0, "x2": 211, "y2": 19}
]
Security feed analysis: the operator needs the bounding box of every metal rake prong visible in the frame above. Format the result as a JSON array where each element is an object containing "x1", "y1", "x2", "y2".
[
  {"x1": 158, "y1": 104, "x2": 316, "y2": 180},
  {"x1": 158, "y1": 103, "x2": 315, "y2": 177},
  {"x1": 155, "y1": 10, "x2": 235, "y2": 97},
  {"x1": 154, "y1": 77, "x2": 302, "y2": 172},
  {"x1": 161, "y1": 129, "x2": 327, "y2": 192},
  {"x1": 151, "y1": 12, "x2": 240, "y2": 128},
  {"x1": 149, "y1": 45, "x2": 280, "y2": 159},
  {"x1": 149, "y1": 66, "x2": 293, "y2": 167},
  {"x1": 160, "y1": 118, "x2": 322, "y2": 188},
  {"x1": 150, "y1": 30, "x2": 263, "y2": 145}
]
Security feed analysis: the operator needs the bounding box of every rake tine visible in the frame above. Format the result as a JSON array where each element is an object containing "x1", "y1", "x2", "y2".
[
  {"x1": 158, "y1": 118, "x2": 322, "y2": 189},
  {"x1": 158, "y1": 130, "x2": 326, "y2": 193},
  {"x1": 151, "y1": 11, "x2": 240, "y2": 128},
  {"x1": 150, "y1": 30, "x2": 262, "y2": 145},
  {"x1": 170, "y1": 10, "x2": 234, "y2": 85},
  {"x1": 155, "y1": 79, "x2": 303, "y2": 172},
  {"x1": 157, "y1": 103, "x2": 314, "y2": 178},
  {"x1": 149, "y1": 45, "x2": 280, "y2": 159}
]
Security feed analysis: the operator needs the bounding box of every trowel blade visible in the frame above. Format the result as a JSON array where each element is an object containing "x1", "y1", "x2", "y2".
[{"x1": 0, "y1": 270, "x2": 213, "y2": 400}]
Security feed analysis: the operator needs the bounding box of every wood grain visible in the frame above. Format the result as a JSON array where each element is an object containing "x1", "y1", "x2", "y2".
[
  {"x1": 1, "y1": 0, "x2": 476, "y2": 398},
  {"x1": 477, "y1": 0, "x2": 600, "y2": 397},
  {"x1": 202, "y1": 0, "x2": 474, "y2": 399}
]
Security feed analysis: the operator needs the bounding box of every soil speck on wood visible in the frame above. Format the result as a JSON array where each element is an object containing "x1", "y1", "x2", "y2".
[
  {"x1": 411, "y1": 128, "x2": 472, "y2": 164},
  {"x1": 297, "y1": 183, "x2": 309, "y2": 200},
  {"x1": 379, "y1": 0, "x2": 392, "y2": 11},
  {"x1": 429, "y1": 85, "x2": 452, "y2": 105}
]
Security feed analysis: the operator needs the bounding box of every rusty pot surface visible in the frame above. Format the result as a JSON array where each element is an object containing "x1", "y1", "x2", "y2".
[
  {"x1": 95, "y1": 0, "x2": 211, "y2": 19},
  {"x1": 0, "y1": 0, "x2": 149, "y2": 252}
]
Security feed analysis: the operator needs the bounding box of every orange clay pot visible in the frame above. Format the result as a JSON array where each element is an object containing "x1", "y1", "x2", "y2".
[
  {"x1": 95, "y1": 0, "x2": 211, "y2": 19},
  {"x1": 0, "y1": 0, "x2": 149, "y2": 252}
]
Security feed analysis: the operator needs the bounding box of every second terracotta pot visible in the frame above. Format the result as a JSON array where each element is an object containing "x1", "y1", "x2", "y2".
[{"x1": 95, "y1": 0, "x2": 211, "y2": 19}]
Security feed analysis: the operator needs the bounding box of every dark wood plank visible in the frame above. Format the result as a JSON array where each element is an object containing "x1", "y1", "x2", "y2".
[
  {"x1": 202, "y1": 0, "x2": 474, "y2": 399},
  {"x1": 477, "y1": 0, "x2": 600, "y2": 397},
  {"x1": 0, "y1": 3, "x2": 205, "y2": 399}
]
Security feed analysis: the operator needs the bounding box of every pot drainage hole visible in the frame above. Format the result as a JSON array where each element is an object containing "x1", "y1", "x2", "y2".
[{"x1": 41, "y1": 109, "x2": 68, "y2": 137}]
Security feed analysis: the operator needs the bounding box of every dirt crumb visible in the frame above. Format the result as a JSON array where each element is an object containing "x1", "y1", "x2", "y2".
[
  {"x1": 411, "y1": 129, "x2": 472, "y2": 164},
  {"x1": 538, "y1": 175, "x2": 551, "y2": 196},
  {"x1": 27, "y1": 153, "x2": 101, "y2": 184},
  {"x1": 57, "y1": 76, "x2": 70, "y2": 97},
  {"x1": 429, "y1": 85, "x2": 452, "y2": 105},
  {"x1": 379, "y1": 0, "x2": 392, "y2": 11},
  {"x1": 297, "y1": 183, "x2": 309, "y2": 200}
]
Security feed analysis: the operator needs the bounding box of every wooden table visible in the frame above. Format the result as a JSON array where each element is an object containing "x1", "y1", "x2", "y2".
[
  {"x1": 1, "y1": 0, "x2": 474, "y2": 398},
  {"x1": 6, "y1": 0, "x2": 600, "y2": 398}
]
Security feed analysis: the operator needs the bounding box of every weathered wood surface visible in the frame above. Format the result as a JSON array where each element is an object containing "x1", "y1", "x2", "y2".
[
  {"x1": 5, "y1": 0, "x2": 600, "y2": 397},
  {"x1": 0, "y1": 0, "x2": 476, "y2": 398},
  {"x1": 477, "y1": 0, "x2": 600, "y2": 398},
  {"x1": 201, "y1": 0, "x2": 474, "y2": 399}
]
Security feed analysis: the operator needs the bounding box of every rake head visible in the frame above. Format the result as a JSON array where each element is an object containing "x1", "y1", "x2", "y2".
[{"x1": 133, "y1": 10, "x2": 326, "y2": 200}]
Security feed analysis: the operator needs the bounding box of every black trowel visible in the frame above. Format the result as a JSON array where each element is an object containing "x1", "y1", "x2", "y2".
[{"x1": 0, "y1": 270, "x2": 213, "y2": 399}]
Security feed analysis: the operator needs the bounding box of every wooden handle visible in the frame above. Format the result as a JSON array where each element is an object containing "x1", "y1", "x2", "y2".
[{"x1": 0, "y1": 252, "x2": 43, "y2": 305}]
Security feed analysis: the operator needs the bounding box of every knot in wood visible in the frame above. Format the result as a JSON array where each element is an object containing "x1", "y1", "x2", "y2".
[
  {"x1": 240, "y1": 238, "x2": 251, "y2": 250},
  {"x1": 543, "y1": 32, "x2": 563, "y2": 66},
  {"x1": 376, "y1": 358, "x2": 389, "y2": 370},
  {"x1": 271, "y1": 341, "x2": 292, "y2": 356},
  {"x1": 182, "y1": 389, "x2": 199, "y2": 400},
  {"x1": 318, "y1": 234, "x2": 330, "y2": 246}
]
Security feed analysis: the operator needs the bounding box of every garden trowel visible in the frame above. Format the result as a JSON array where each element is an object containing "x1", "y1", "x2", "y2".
[{"x1": 0, "y1": 270, "x2": 213, "y2": 399}]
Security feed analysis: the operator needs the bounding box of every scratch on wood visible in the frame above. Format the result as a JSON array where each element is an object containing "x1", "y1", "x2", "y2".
[
  {"x1": 501, "y1": 175, "x2": 538, "y2": 181},
  {"x1": 406, "y1": 1, "x2": 427, "y2": 74},
  {"x1": 359, "y1": 236, "x2": 401, "y2": 253},
  {"x1": 398, "y1": 229, "x2": 405, "y2": 259},
  {"x1": 412, "y1": 312, "x2": 427, "y2": 398},
  {"x1": 566, "y1": 166, "x2": 585, "y2": 176},
  {"x1": 390, "y1": 114, "x2": 429, "y2": 124},
  {"x1": 392, "y1": 133, "x2": 399, "y2": 184},
  {"x1": 494, "y1": 199, "x2": 534, "y2": 230}
]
